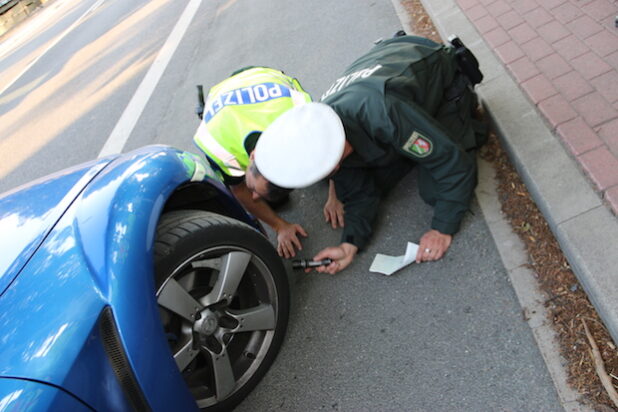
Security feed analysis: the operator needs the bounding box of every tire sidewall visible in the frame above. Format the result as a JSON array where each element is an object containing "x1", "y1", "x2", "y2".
[{"x1": 154, "y1": 212, "x2": 290, "y2": 411}]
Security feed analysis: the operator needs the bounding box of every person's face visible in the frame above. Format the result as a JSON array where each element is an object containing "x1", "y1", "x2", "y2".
[{"x1": 245, "y1": 161, "x2": 270, "y2": 200}]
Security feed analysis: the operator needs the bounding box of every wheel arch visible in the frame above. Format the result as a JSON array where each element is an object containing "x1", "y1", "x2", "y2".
[{"x1": 161, "y1": 181, "x2": 263, "y2": 232}]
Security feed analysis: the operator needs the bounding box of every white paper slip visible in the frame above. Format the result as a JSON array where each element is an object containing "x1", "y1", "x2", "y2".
[{"x1": 369, "y1": 242, "x2": 419, "y2": 276}]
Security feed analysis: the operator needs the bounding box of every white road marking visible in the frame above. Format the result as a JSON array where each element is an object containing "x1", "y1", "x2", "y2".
[
  {"x1": 97, "y1": 0, "x2": 202, "y2": 157},
  {"x1": 0, "y1": 0, "x2": 105, "y2": 97}
]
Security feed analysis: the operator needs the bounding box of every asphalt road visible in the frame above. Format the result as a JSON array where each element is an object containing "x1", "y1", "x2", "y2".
[{"x1": 0, "y1": 0, "x2": 563, "y2": 410}]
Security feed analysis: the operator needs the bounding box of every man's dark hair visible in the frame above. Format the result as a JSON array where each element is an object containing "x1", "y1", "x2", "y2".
[{"x1": 249, "y1": 162, "x2": 293, "y2": 204}]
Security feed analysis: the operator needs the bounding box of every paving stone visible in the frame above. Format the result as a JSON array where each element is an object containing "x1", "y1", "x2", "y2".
[
  {"x1": 578, "y1": 146, "x2": 618, "y2": 190},
  {"x1": 495, "y1": 40, "x2": 525, "y2": 64},
  {"x1": 552, "y1": 35, "x2": 589, "y2": 61},
  {"x1": 520, "y1": 37, "x2": 554, "y2": 61},
  {"x1": 566, "y1": 15, "x2": 604, "y2": 40},
  {"x1": 486, "y1": 0, "x2": 511, "y2": 16},
  {"x1": 553, "y1": 71, "x2": 594, "y2": 101},
  {"x1": 607, "y1": 50, "x2": 618, "y2": 68},
  {"x1": 598, "y1": 118, "x2": 618, "y2": 156},
  {"x1": 567, "y1": 0, "x2": 596, "y2": 5},
  {"x1": 581, "y1": 0, "x2": 616, "y2": 21},
  {"x1": 538, "y1": 94, "x2": 578, "y2": 127},
  {"x1": 524, "y1": 6, "x2": 554, "y2": 28},
  {"x1": 438, "y1": 4, "x2": 482, "y2": 40},
  {"x1": 510, "y1": 0, "x2": 539, "y2": 14},
  {"x1": 535, "y1": 53, "x2": 572, "y2": 80},
  {"x1": 467, "y1": 3, "x2": 489, "y2": 20},
  {"x1": 583, "y1": 29, "x2": 618, "y2": 57},
  {"x1": 479, "y1": 77, "x2": 602, "y2": 223},
  {"x1": 590, "y1": 70, "x2": 618, "y2": 104},
  {"x1": 522, "y1": 74, "x2": 558, "y2": 103},
  {"x1": 551, "y1": 2, "x2": 584, "y2": 24},
  {"x1": 605, "y1": 186, "x2": 618, "y2": 215},
  {"x1": 601, "y1": 14, "x2": 617, "y2": 31},
  {"x1": 474, "y1": 14, "x2": 500, "y2": 33},
  {"x1": 496, "y1": 9, "x2": 524, "y2": 30},
  {"x1": 572, "y1": 92, "x2": 618, "y2": 127},
  {"x1": 570, "y1": 51, "x2": 612, "y2": 79},
  {"x1": 556, "y1": 117, "x2": 604, "y2": 155},
  {"x1": 484, "y1": 26, "x2": 510, "y2": 47},
  {"x1": 542, "y1": 0, "x2": 568, "y2": 10},
  {"x1": 509, "y1": 22, "x2": 537, "y2": 45},
  {"x1": 538, "y1": 20, "x2": 572, "y2": 44},
  {"x1": 507, "y1": 56, "x2": 541, "y2": 82},
  {"x1": 457, "y1": 0, "x2": 479, "y2": 10}
]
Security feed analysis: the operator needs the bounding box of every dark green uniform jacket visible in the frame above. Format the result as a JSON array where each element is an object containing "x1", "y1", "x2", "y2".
[{"x1": 321, "y1": 35, "x2": 487, "y2": 250}]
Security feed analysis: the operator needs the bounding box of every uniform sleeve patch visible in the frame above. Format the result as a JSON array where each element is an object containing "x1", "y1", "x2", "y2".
[{"x1": 402, "y1": 131, "x2": 433, "y2": 158}]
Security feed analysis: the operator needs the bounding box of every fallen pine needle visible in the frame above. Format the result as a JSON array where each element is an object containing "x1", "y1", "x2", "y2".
[
  {"x1": 582, "y1": 319, "x2": 618, "y2": 407},
  {"x1": 579, "y1": 353, "x2": 585, "y2": 367}
]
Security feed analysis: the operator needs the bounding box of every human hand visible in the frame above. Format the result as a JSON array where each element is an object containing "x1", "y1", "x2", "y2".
[
  {"x1": 415, "y1": 229, "x2": 452, "y2": 263},
  {"x1": 308, "y1": 242, "x2": 358, "y2": 274},
  {"x1": 275, "y1": 222, "x2": 308, "y2": 259},
  {"x1": 323, "y1": 196, "x2": 345, "y2": 229}
]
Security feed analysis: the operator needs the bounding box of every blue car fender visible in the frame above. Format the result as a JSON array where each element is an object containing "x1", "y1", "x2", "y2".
[
  {"x1": 0, "y1": 377, "x2": 91, "y2": 411},
  {"x1": 72, "y1": 146, "x2": 256, "y2": 409},
  {"x1": 0, "y1": 145, "x2": 265, "y2": 411}
]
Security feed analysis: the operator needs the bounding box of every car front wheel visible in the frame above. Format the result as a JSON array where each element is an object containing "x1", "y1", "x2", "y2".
[{"x1": 154, "y1": 210, "x2": 289, "y2": 411}]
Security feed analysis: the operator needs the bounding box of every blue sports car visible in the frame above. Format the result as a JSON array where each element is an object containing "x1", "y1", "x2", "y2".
[{"x1": 0, "y1": 145, "x2": 290, "y2": 411}]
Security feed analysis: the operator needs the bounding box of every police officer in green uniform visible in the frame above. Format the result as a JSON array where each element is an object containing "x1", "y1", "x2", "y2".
[
  {"x1": 193, "y1": 66, "x2": 313, "y2": 258},
  {"x1": 247, "y1": 35, "x2": 487, "y2": 273}
]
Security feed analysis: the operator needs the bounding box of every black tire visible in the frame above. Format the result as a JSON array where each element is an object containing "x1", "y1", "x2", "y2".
[{"x1": 154, "y1": 210, "x2": 289, "y2": 411}]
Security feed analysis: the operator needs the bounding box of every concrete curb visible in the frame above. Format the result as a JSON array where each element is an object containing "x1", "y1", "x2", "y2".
[
  {"x1": 476, "y1": 159, "x2": 591, "y2": 412},
  {"x1": 416, "y1": 0, "x2": 618, "y2": 345}
]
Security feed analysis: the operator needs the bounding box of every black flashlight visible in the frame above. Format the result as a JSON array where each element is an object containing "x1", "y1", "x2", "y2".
[{"x1": 291, "y1": 259, "x2": 333, "y2": 269}]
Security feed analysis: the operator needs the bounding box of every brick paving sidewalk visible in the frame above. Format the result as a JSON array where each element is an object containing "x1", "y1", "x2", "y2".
[{"x1": 456, "y1": 0, "x2": 618, "y2": 214}]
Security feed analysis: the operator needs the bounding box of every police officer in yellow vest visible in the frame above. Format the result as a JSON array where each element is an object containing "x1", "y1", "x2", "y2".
[
  {"x1": 244, "y1": 35, "x2": 488, "y2": 274},
  {"x1": 194, "y1": 67, "x2": 313, "y2": 258}
]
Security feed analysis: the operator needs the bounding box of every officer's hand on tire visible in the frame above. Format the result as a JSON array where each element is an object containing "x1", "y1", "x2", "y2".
[
  {"x1": 416, "y1": 229, "x2": 452, "y2": 263},
  {"x1": 308, "y1": 242, "x2": 358, "y2": 274},
  {"x1": 275, "y1": 221, "x2": 308, "y2": 259},
  {"x1": 323, "y1": 197, "x2": 345, "y2": 229}
]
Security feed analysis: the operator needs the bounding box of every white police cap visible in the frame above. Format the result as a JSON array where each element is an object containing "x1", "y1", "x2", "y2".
[{"x1": 254, "y1": 102, "x2": 345, "y2": 189}]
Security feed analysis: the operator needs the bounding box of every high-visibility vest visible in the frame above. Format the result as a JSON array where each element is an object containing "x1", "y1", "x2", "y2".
[{"x1": 194, "y1": 67, "x2": 312, "y2": 178}]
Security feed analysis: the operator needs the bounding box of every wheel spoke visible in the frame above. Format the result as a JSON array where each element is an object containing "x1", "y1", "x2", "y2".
[
  {"x1": 191, "y1": 258, "x2": 220, "y2": 270},
  {"x1": 174, "y1": 338, "x2": 199, "y2": 372},
  {"x1": 204, "y1": 347, "x2": 236, "y2": 400},
  {"x1": 158, "y1": 278, "x2": 202, "y2": 322},
  {"x1": 227, "y1": 304, "x2": 276, "y2": 332},
  {"x1": 177, "y1": 271, "x2": 197, "y2": 291},
  {"x1": 201, "y1": 251, "x2": 251, "y2": 306}
]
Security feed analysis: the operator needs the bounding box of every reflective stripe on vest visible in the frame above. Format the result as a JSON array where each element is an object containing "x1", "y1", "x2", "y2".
[
  {"x1": 194, "y1": 67, "x2": 312, "y2": 178},
  {"x1": 194, "y1": 122, "x2": 244, "y2": 177}
]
